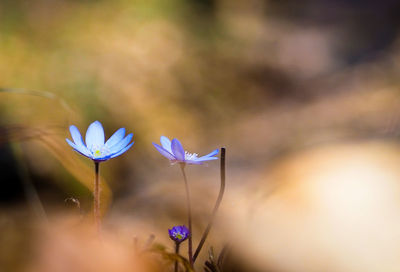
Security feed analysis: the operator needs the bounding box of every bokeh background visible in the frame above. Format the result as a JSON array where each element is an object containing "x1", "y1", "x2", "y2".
[{"x1": 2, "y1": 0, "x2": 400, "y2": 271}]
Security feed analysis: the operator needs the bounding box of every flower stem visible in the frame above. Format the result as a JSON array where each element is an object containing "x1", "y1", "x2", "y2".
[
  {"x1": 174, "y1": 242, "x2": 180, "y2": 272},
  {"x1": 94, "y1": 162, "x2": 101, "y2": 233},
  {"x1": 193, "y1": 147, "x2": 226, "y2": 263},
  {"x1": 180, "y1": 163, "x2": 193, "y2": 268}
]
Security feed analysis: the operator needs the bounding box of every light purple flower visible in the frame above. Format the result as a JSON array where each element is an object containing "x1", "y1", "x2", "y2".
[
  {"x1": 66, "y1": 121, "x2": 134, "y2": 162},
  {"x1": 153, "y1": 136, "x2": 218, "y2": 165}
]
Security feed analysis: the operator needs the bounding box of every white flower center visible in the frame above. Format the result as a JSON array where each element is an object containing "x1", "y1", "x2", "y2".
[
  {"x1": 185, "y1": 151, "x2": 198, "y2": 161},
  {"x1": 89, "y1": 145, "x2": 109, "y2": 158}
]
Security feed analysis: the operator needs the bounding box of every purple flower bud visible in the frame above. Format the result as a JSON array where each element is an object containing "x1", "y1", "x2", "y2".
[{"x1": 168, "y1": 225, "x2": 189, "y2": 243}]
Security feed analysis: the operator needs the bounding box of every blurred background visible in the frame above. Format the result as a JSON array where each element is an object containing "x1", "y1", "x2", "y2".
[{"x1": 2, "y1": 0, "x2": 400, "y2": 271}]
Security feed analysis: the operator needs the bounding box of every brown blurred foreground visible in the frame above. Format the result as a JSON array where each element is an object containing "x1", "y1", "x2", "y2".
[{"x1": 2, "y1": 141, "x2": 400, "y2": 272}]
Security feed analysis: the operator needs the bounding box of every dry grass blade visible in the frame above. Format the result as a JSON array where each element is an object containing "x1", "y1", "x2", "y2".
[
  {"x1": 0, "y1": 88, "x2": 74, "y2": 120},
  {"x1": 0, "y1": 88, "x2": 113, "y2": 213},
  {"x1": 151, "y1": 244, "x2": 194, "y2": 272}
]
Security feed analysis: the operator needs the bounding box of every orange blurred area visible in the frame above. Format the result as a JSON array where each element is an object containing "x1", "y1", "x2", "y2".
[
  {"x1": 2, "y1": 0, "x2": 400, "y2": 271},
  {"x1": 231, "y1": 142, "x2": 400, "y2": 272}
]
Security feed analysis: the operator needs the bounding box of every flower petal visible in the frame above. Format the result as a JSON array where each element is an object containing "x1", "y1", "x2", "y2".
[
  {"x1": 195, "y1": 156, "x2": 218, "y2": 162},
  {"x1": 153, "y1": 143, "x2": 176, "y2": 160},
  {"x1": 85, "y1": 121, "x2": 105, "y2": 149},
  {"x1": 69, "y1": 125, "x2": 86, "y2": 148},
  {"x1": 66, "y1": 138, "x2": 91, "y2": 158},
  {"x1": 105, "y1": 128, "x2": 126, "y2": 148},
  {"x1": 160, "y1": 136, "x2": 172, "y2": 153},
  {"x1": 92, "y1": 155, "x2": 111, "y2": 161},
  {"x1": 171, "y1": 139, "x2": 185, "y2": 161},
  {"x1": 110, "y1": 142, "x2": 134, "y2": 159},
  {"x1": 109, "y1": 133, "x2": 133, "y2": 153},
  {"x1": 66, "y1": 138, "x2": 77, "y2": 149},
  {"x1": 185, "y1": 159, "x2": 204, "y2": 165},
  {"x1": 198, "y1": 149, "x2": 219, "y2": 159}
]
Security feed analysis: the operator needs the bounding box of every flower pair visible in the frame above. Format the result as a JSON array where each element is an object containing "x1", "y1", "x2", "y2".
[{"x1": 66, "y1": 121, "x2": 219, "y2": 164}]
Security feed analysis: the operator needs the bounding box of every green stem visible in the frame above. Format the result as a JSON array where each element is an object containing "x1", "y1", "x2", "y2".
[
  {"x1": 193, "y1": 147, "x2": 226, "y2": 263},
  {"x1": 180, "y1": 163, "x2": 193, "y2": 268}
]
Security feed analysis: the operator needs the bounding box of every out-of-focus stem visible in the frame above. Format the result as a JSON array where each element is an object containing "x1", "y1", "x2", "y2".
[
  {"x1": 174, "y1": 242, "x2": 180, "y2": 272},
  {"x1": 193, "y1": 147, "x2": 226, "y2": 263},
  {"x1": 94, "y1": 162, "x2": 101, "y2": 233},
  {"x1": 180, "y1": 163, "x2": 193, "y2": 268}
]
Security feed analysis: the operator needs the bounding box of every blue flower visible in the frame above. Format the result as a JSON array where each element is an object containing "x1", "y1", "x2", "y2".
[
  {"x1": 153, "y1": 136, "x2": 218, "y2": 165},
  {"x1": 169, "y1": 225, "x2": 189, "y2": 243},
  {"x1": 66, "y1": 121, "x2": 134, "y2": 162}
]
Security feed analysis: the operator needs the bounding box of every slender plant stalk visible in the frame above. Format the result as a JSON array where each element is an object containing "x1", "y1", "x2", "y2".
[
  {"x1": 94, "y1": 162, "x2": 101, "y2": 233},
  {"x1": 180, "y1": 163, "x2": 193, "y2": 268},
  {"x1": 174, "y1": 242, "x2": 180, "y2": 272},
  {"x1": 193, "y1": 147, "x2": 226, "y2": 263}
]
